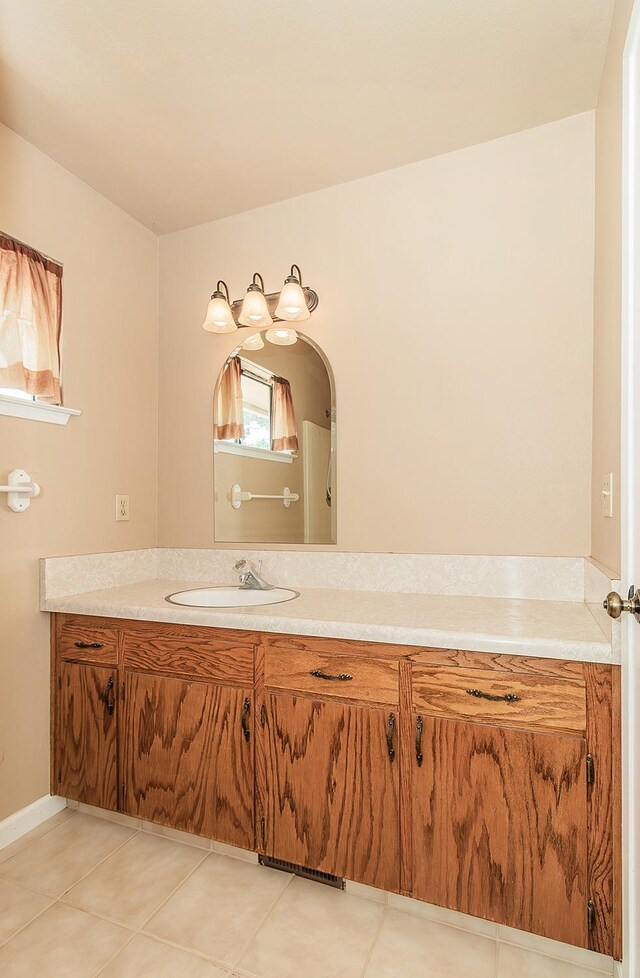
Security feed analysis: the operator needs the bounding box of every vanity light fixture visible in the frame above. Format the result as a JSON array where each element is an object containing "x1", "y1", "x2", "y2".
[
  {"x1": 202, "y1": 280, "x2": 236, "y2": 333},
  {"x1": 274, "y1": 264, "x2": 310, "y2": 321},
  {"x1": 202, "y1": 265, "x2": 319, "y2": 335},
  {"x1": 265, "y1": 327, "x2": 299, "y2": 346},
  {"x1": 238, "y1": 273, "x2": 273, "y2": 328}
]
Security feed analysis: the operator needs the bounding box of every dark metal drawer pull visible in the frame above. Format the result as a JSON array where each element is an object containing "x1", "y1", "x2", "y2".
[
  {"x1": 309, "y1": 669, "x2": 353, "y2": 682},
  {"x1": 415, "y1": 715, "x2": 423, "y2": 767},
  {"x1": 466, "y1": 688, "x2": 521, "y2": 703},
  {"x1": 241, "y1": 697, "x2": 251, "y2": 742},
  {"x1": 74, "y1": 641, "x2": 104, "y2": 649},
  {"x1": 103, "y1": 676, "x2": 114, "y2": 715},
  {"x1": 386, "y1": 713, "x2": 396, "y2": 763}
]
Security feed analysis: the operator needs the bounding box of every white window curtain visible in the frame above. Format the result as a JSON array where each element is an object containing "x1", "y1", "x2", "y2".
[{"x1": 0, "y1": 234, "x2": 63, "y2": 403}]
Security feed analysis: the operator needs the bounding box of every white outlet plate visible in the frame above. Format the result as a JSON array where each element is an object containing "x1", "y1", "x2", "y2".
[
  {"x1": 115, "y1": 494, "x2": 130, "y2": 521},
  {"x1": 601, "y1": 473, "x2": 613, "y2": 518}
]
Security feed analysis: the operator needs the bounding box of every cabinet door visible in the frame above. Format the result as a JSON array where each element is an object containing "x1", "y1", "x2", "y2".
[
  {"x1": 123, "y1": 673, "x2": 254, "y2": 848},
  {"x1": 56, "y1": 662, "x2": 118, "y2": 811},
  {"x1": 263, "y1": 693, "x2": 399, "y2": 891},
  {"x1": 411, "y1": 714, "x2": 587, "y2": 947}
]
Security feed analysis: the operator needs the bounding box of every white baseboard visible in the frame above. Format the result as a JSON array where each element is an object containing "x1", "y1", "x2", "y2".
[
  {"x1": 615, "y1": 960, "x2": 623, "y2": 978},
  {"x1": 0, "y1": 794, "x2": 66, "y2": 851}
]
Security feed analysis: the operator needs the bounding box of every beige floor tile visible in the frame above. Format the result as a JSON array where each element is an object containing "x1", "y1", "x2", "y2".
[
  {"x1": 387, "y1": 892, "x2": 498, "y2": 937},
  {"x1": 0, "y1": 808, "x2": 76, "y2": 865},
  {"x1": 364, "y1": 907, "x2": 496, "y2": 978},
  {"x1": 0, "y1": 877, "x2": 53, "y2": 943},
  {"x1": 0, "y1": 812, "x2": 136, "y2": 897},
  {"x1": 64, "y1": 831, "x2": 206, "y2": 928},
  {"x1": 98, "y1": 934, "x2": 230, "y2": 977},
  {"x1": 497, "y1": 944, "x2": 611, "y2": 978},
  {"x1": 497, "y1": 924, "x2": 614, "y2": 973},
  {"x1": 239, "y1": 876, "x2": 383, "y2": 978},
  {"x1": 145, "y1": 853, "x2": 291, "y2": 966},
  {"x1": 0, "y1": 903, "x2": 129, "y2": 977}
]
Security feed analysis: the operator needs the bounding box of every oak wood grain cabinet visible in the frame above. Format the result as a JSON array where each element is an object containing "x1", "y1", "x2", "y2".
[
  {"x1": 120, "y1": 628, "x2": 255, "y2": 848},
  {"x1": 51, "y1": 616, "x2": 620, "y2": 959},
  {"x1": 52, "y1": 618, "x2": 119, "y2": 811},
  {"x1": 122, "y1": 673, "x2": 254, "y2": 847},
  {"x1": 261, "y1": 693, "x2": 400, "y2": 890},
  {"x1": 402, "y1": 655, "x2": 618, "y2": 956},
  {"x1": 55, "y1": 660, "x2": 119, "y2": 811}
]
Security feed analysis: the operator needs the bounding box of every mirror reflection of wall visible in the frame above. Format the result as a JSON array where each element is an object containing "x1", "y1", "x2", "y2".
[{"x1": 213, "y1": 332, "x2": 336, "y2": 544}]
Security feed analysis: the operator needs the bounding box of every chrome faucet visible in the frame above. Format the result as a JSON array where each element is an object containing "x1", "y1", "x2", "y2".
[{"x1": 234, "y1": 558, "x2": 274, "y2": 591}]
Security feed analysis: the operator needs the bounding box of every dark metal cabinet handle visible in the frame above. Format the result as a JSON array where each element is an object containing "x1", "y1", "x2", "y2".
[
  {"x1": 74, "y1": 641, "x2": 104, "y2": 649},
  {"x1": 466, "y1": 688, "x2": 521, "y2": 703},
  {"x1": 415, "y1": 715, "x2": 423, "y2": 767},
  {"x1": 309, "y1": 669, "x2": 353, "y2": 682},
  {"x1": 241, "y1": 697, "x2": 251, "y2": 742},
  {"x1": 386, "y1": 713, "x2": 396, "y2": 763},
  {"x1": 103, "y1": 676, "x2": 115, "y2": 715}
]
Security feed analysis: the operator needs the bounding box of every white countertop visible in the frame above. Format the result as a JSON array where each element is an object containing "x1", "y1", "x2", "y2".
[{"x1": 42, "y1": 578, "x2": 613, "y2": 663}]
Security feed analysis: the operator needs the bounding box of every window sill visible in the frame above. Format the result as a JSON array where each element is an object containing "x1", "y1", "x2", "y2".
[
  {"x1": 214, "y1": 441, "x2": 294, "y2": 464},
  {"x1": 0, "y1": 394, "x2": 81, "y2": 426}
]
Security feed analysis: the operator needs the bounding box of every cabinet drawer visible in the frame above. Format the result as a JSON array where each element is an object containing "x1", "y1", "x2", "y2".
[
  {"x1": 124, "y1": 635, "x2": 254, "y2": 686},
  {"x1": 58, "y1": 624, "x2": 118, "y2": 665},
  {"x1": 265, "y1": 648, "x2": 399, "y2": 705},
  {"x1": 411, "y1": 665, "x2": 586, "y2": 734}
]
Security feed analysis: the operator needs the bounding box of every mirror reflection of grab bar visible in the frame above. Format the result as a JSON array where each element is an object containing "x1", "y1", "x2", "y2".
[{"x1": 230, "y1": 483, "x2": 299, "y2": 510}]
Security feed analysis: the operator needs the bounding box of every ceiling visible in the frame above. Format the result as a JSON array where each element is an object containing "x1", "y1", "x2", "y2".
[{"x1": 0, "y1": 0, "x2": 614, "y2": 234}]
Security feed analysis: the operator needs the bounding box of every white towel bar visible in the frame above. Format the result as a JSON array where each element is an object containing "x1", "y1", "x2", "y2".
[
  {"x1": 230, "y1": 483, "x2": 299, "y2": 510},
  {"x1": 0, "y1": 469, "x2": 40, "y2": 512}
]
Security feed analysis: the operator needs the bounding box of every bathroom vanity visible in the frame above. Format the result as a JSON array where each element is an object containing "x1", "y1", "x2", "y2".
[{"x1": 50, "y1": 611, "x2": 620, "y2": 959}]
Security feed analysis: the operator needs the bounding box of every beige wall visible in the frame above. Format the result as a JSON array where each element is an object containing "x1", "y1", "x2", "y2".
[
  {"x1": 591, "y1": 0, "x2": 634, "y2": 576},
  {"x1": 0, "y1": 124, "x2": 159, "y2": 820},
  {"x1": 159, "y1": 112, "x2": 595, "y2": 556}
]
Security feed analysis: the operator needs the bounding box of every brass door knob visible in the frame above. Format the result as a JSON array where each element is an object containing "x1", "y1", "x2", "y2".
[{"x1": 603, "y1": 587, "x2": 640, "y2": 622}]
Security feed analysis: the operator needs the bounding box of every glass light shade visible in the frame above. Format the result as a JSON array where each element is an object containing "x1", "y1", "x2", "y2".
[
  {"x1": 265, "y1": 327, "x2": 298, "y2": 346},
  {"x1": 274, "y1": 280, "x2": 310, "y2": 321},
  {"x1": 238, "y1": 288, "x2": 273, "y2": 327},
  {"x1": 241, "y1": 332, "x2": 265, "y2": 351},
  {"x1": 202, "y1": 294, "x2": 236, "y2": 332}
]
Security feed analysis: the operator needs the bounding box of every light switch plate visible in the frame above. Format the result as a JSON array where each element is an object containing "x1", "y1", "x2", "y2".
[
  {"x1": 601, "y1": 473, "x2": 613, "y2": 518},
  {"x1": 115, "y1": 494, "x2": 130, "y2": 521}
]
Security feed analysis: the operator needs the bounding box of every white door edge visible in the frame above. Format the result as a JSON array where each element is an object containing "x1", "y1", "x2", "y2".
[{"x1": 621, "y1": 2, "x2": 640, "y2": 972}]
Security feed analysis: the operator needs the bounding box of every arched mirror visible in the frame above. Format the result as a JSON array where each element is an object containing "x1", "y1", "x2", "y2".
[{"x1": 213, "y1": 332, "x2": 336, "y2": 544}]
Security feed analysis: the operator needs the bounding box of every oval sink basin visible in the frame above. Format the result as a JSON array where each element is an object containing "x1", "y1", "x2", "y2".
[{"x1": 165, "y1": 586, "x2": 299, "y2": 608}]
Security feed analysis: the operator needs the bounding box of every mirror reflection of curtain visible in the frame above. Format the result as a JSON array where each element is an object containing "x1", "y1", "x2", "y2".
[
  {"x1": 272, "y1": 377, "x2": 298, "y2": 451},
  {"x1": 214, "y1": 355, "x2": 245, "y2": 440}
]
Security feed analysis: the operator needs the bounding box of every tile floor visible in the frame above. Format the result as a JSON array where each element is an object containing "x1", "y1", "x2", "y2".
[{"x1": 0, "y1": 808, "x2": 615, "y2": 978}]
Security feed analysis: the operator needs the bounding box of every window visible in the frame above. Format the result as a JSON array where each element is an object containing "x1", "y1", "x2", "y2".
[
  {"x1": 0, "y1": 233, "x2": 63, "y2": 403},
  {"x1": 0, "y1": 233, "x2": 79, "y2": 424}
]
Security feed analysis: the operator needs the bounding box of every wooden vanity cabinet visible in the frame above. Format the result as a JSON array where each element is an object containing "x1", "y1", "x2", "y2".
[
  {"x1": 121, "y1": 628, "x2": 255, "y2": 848},
  {"x1": 257, "y1": 640, "x2": 402, "y2": 890},
  {"x1": 402, "y1": 654, "x2": 618, "y2": 956},
  {"x1": 123, "y1": 674, "x2": 254, "y2": 847},
  {"x1": 55, "y1": 660, "x2": 119, "y2": 811},
  {"x1": 51, "y1": 617, "x2": 620, "y2": 959},
  {"x1": 52, "y1": 619, "x2": 119, "y2": 811}
]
